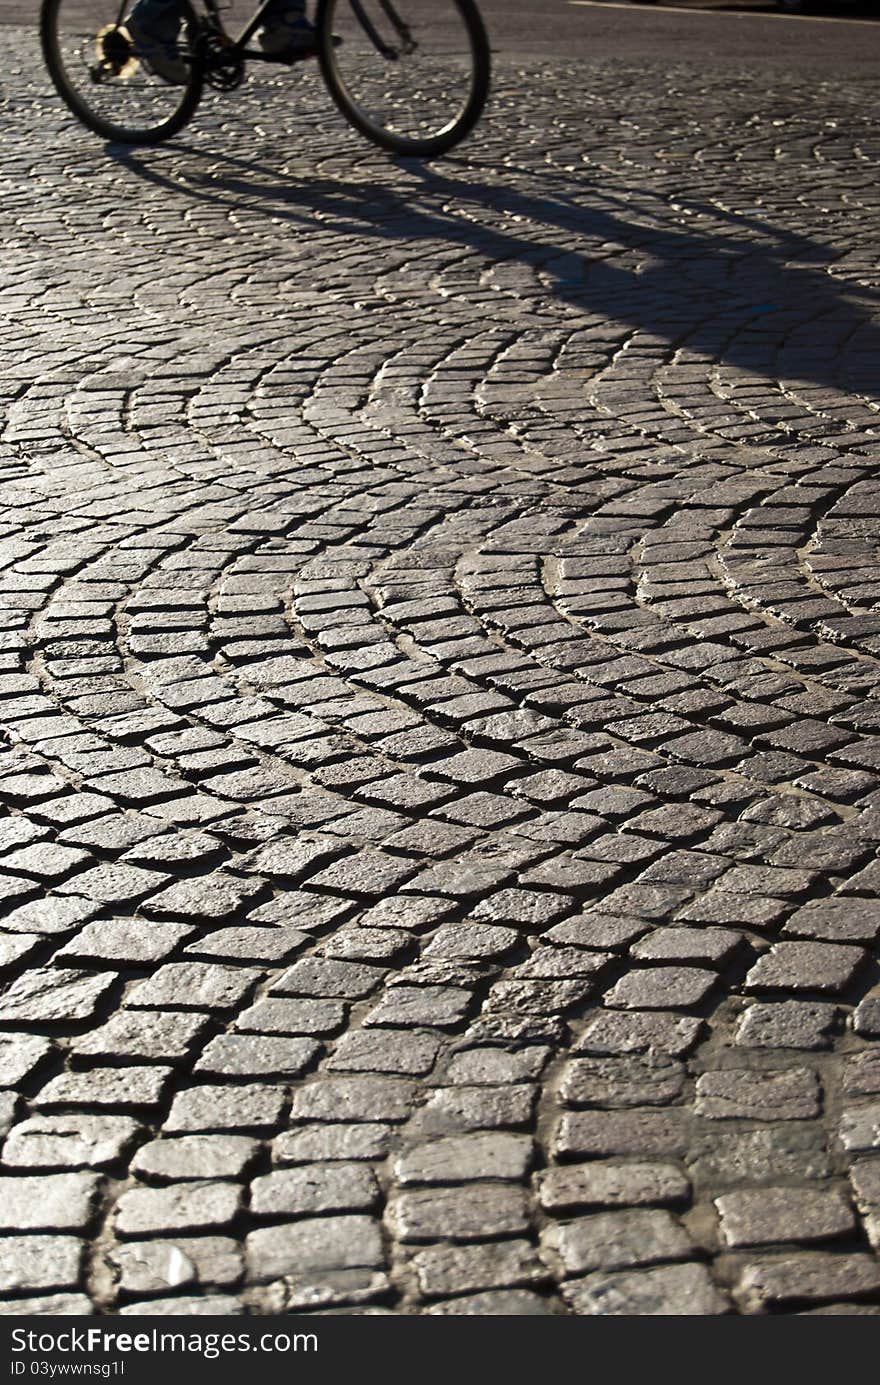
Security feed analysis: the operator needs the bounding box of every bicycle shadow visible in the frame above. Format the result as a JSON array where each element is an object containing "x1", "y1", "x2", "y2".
[{"x1": 108, "y1": 137, "x2": 880, "y2": 397}]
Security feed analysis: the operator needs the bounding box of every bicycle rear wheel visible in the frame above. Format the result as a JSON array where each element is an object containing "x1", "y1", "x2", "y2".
[
  {"x1": 41, "y1": 0, "x2": 203, "y2": 144},
  {"x1": 316, "y1": 0, "x2": 490, "y2": 157}
]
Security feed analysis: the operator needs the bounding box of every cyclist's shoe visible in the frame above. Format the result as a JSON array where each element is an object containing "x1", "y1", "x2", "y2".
[
  {"x1": 258, "y1": 13, "x2": 319, "y2": 60},
  {"x1": 124, "y1": 12, "x2": 189, "y2": 84}
]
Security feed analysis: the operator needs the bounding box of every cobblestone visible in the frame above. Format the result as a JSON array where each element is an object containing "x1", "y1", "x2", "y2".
[
  {"x1": 715, "y1": 1185, "x2": 856, "y2": 1247},
  {"x1": 537, "y1": 1162, "x2": 689, "y2": 1212},
  {"x1": 737, "y1": 1252, "x2": 880, "y2": 1310},
  {"x1": 0, "y1": 1237, "x2": 83, "y2": 1294},
  {"x1": 2, "y1": 1116, "x2": 141, "y2": 1170},
  {"x1": 0, "y1": 1174, "x2": 101, "y2": 1232},
  {"x1": 563, "y1": 1263, "x2": 730, "y2": 1316},
  {"x1": 694, "y1": 1068, "x2": 821, "y2": 1121},
  {"x1": 408, "y1": 1240, "x2": 548, "y2": 1299},
  {"x1": 246, "y1": 1217, "x2": 384, "y2": 1281},
  {"x1": 114, "y1": 1182, "x2": 242, "y2": 1238},
  {"x1": 109, "y1": 1237, "x2": 243, "y2": 1296},
  {"x1": 251, "y1": 1165, "x2": 379, "y2": 1217},
  {"x1": 0, "y1": 20, "x2": 878, "y2": 1315},
  {"x1": 542, "y1": 1209, "x2": 693, "y2": 1274}
]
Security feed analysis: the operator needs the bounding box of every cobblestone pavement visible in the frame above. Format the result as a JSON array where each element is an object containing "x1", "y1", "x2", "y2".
[{"x1": 2, "y1": 22, "x2": 880, "y2": 1317}]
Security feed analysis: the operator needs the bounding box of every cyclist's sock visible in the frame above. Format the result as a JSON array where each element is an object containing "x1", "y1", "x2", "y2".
[
  {"x1": 258, "y1": 9, "x2": 318, "y2": 56},
  {"x1": 127, "y1": 0, "x2": 185, "y2": 43}
]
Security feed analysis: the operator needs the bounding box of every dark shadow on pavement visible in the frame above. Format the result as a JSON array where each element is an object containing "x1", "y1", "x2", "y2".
[{"x1": 108, "y1": 137, "x2": 880, "y2": 396}]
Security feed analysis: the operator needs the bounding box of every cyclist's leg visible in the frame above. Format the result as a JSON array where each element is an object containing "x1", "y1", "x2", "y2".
[
  {"x1": 128, "y1": 0, "x2": 185, "y2": 41},
  {"x1": 126, "y1": 0, "x2": 189, "y2": 82},
  {"x1": 259, "y1": 0, "x2": 318, "y2": 57}
]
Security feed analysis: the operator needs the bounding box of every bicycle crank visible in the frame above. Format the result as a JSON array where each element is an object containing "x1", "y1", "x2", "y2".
[{"x1": 202, "y1": 28, "x2": 245, "y2": 91}]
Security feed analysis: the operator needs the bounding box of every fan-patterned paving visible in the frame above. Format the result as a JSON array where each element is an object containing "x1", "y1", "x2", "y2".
[{"x1": 1, "y1": 30, "x2": 880, "y2": 1314}]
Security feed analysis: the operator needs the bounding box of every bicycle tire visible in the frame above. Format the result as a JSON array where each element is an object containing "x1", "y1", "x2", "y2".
[
  {"x1": 41, "y1": 0, "x2": 203, "y2": 145},
  {"x1": 315, "y1": 0, "x2": 490, "y2": 157}
]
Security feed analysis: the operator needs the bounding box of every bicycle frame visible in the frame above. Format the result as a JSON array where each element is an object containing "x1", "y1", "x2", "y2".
[
  {"x1": 43, "y1": 0, "x2": 489, "y2": 159},
  {"x1": 345, "y1": 1, "x2": 415, "y2": 60},
  {"x1": 225, "y1": 0, "x2": 285, "y2": 51}
]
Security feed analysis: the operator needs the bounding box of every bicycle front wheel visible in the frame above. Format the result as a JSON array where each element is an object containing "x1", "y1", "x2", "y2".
[
  {"x1": 316, "y1": 0, "x2": 490, "y2": 157},
  {"x1": 41, "y1": 0, "x2": 203, "y2": 144}
]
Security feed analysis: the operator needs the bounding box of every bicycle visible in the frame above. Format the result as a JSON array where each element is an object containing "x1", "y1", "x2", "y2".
[{"x1": 40, "y1": 0, "x2": 491, "y2": 155}]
